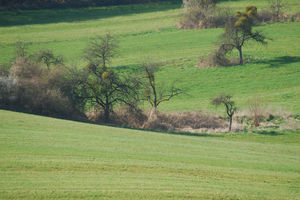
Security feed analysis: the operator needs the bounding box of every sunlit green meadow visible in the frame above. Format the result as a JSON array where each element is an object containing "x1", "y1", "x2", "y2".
[{"x1": 0, "y1": 110, "x2": 300, "y2": 199}]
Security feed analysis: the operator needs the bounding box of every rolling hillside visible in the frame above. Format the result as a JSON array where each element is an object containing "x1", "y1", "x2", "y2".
[
  {"x1": 1, "y1": 1, "x2": 300, "y2": 198},
  {"x1": 0, "y1": 109, "x2": 299, "y2": 199},
  {"x1": 0, "y1": 0, "x2": 300, "y2": 113}
]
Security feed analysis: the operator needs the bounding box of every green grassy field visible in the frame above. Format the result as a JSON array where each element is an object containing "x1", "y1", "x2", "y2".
[
  {"x1": 1, "y1": 1, "x2": 300, "y2": 198},
  {"x1": 0, "y1": 109, "x2": 299, "y2": 199},
  {"x1": 1, "y1": 0, "x2": 300, "y2": 114},
  {"x1": 1, "y1": 0, "x2": 300, "y2": 113}
]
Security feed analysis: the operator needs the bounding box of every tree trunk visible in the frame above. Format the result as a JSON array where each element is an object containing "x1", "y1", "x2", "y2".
[
  {"x1": 141, "y1": 106, "x2": 157, "y2": 129},
  {"x1": 104, "y1": 105, "x2": 110, "y2": 123},
  {"x1": 104, "y1": 95, "x2": 110, "y2": 123},
  {"x1": 238, "y1": 47, "x2": 243, "y2": 65},
  {"x1": 101, "y1": 55, "x2": 106, "y2": 70},
  {"x1": 276, "y1": 10, "x2": 280, "y2": 21},
  {"x1": 229, "y1": 116, "x2": 233, "y2": 132},
  {"x1": 148, "y1": 106, "x2": 157, "y2": 121}
]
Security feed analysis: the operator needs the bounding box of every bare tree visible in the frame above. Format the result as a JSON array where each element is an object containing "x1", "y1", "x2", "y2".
[
  {"x1": 211, "y1": 94, "x2": 237, "y2": 132},
  {"x1": 77, "y1": 34, "x2": 141, "y2": 123},
  {"x1": 269, "y1": 0, "x2": 285, "y2": 22},
  {"x1": 84, "y1": 33, "x2": 118, "y2": 70},
  {"x1": 15, "y1": 41, "x2": 32, "y2": 58},
  {"x1": 183, "y1": 0, "x2": 218, "y2": 10},
  {"x1": 35, "y1": 49, "x2": 63, "y2": 70},
  {"x1": 143, "y1": 62, "x2": 183, "y2": 121},
  {"x1": 180, "y1": 0, "x2": 229, "y2": 30}
]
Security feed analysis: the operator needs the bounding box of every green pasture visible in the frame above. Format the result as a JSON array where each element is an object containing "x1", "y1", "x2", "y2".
[
  {"x1": 1, "y1": 1, "x2": 300, "y2": 198},
  {"x1": 0, "y1": 110, "x2": 299, "y2": 199},
  {"x1": 0, "y1": 0, "x2": 300, "y2": 114}
]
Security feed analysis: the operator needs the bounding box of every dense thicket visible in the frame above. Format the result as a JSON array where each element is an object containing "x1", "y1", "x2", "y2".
[
  {"x1": 0, "y1": 38, "x2": 143, "y2": 123},
  {"x1": 179, "y1": 0, "x2": 231, "y2": 29},
  {"x1": 1, "y1": 0, "x2": 180, "y2": 10},
  {"x1": 0, "y1": 56, "x2": 84, "y2": 119}
]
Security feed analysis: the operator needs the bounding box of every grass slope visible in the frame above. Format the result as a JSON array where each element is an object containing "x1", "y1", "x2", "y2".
[
  {"x1": 0, "y1": 110, "x2": 300, "y2": 199},
  {"x1": 0, "y1": 0, "x2": 300, "y2": 113}
]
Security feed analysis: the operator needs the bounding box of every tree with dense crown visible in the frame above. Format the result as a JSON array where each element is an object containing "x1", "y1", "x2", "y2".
[{"x1": 219, "y1": 6, "x2": 268, "y2": 65}]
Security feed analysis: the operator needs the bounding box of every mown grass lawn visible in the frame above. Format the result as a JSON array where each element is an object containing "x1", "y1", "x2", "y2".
[{"x1": 0, "y1": 109, "x2": 299, "y2": 199}]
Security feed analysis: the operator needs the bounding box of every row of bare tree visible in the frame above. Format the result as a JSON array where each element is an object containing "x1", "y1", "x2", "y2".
[
  {"x1": 77, "y1": 34, "x2": 184, "y2": 123},
  {"x1": 1, "y1": 35, "x2": 242, "y2": 131}
]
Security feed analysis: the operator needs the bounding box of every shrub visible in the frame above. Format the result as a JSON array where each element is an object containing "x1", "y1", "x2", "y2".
[
  {"x1": 290, "y1": 12, "x2": 300, "y2": 22},
  {"x1": 0, "y1": 55, "x2": 85, "y2": 120},
  {"x1": 10, "y1": 57, "x2": 44, "y2": 80},
  {"x1": 0, "y1": 76, "x2": 18, "y2": 108},
  {"x1": 14, "y1": 80, "x2": 71, "y2": 117},
  {"x1": 0, "y1": 63, "x2": 11, "y2": 77},
  {"x1": 269, "y1": 0, "x2": 285, "y2": 22},
  {"x1": 56, "y1": 66, "x2": 90, "y2": 113},
  {"x1": 87, "y1": 106, "x2": 147, "y2": 128},
  {"x1": 267, "y1": 114, "x2": 275, "y2": 121},
  {"x1": 143, "y1": 111, "x2": 226, "y2": 131},
  {"x1": 179, "y1": 0, "x2": 231, "y2": 29},
  {"x1": 112, "y1": 106, "x2": 147, "y2": 128},
  {"x1": 248, "y1": 97, "x2": 265, "y2": 127},
  {"x1": 197, "y1": 44, "x2": 240, "y2": 67},
  {"x1": 257, "y1": 10, "x2": 273, "y2": 23},
  {"x1": 256, "y1": 1, "x2": 299, "y2": 23},
  {"x1": 87, "y1": 108, "x2": 226, "y2": 132}
]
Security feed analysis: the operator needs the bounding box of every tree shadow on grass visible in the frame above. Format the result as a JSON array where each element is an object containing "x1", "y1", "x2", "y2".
[
  {"x1": 254, "y1": 130, "x2": 283, "y2": 136},
  {"x1": 256, "y1": 56, "x2": 300, "y2": 68},
  {"x1": 0, "y1": 2, "x2": 181, "y2": 27}
]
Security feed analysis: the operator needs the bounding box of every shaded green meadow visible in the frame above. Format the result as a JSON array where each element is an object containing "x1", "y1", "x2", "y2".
[{"x1": 0, "y1": 110, "x2": 300, "y2": 199}]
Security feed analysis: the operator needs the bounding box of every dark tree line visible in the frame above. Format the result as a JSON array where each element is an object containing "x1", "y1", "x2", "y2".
[{"x1": 1, "y1": 0, "x2": 180, "y2": 10}]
